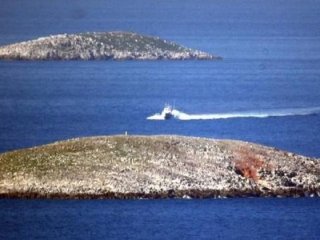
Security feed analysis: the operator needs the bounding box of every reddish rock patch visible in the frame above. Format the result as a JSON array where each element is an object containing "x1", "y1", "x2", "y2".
[{"x1": 234, "y1": 147, "x2": 265, "y2": 181}]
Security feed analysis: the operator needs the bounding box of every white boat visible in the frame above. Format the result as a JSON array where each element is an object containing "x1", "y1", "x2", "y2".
[{"x1": 161, "y1": 104, "x2": 174, "y2": 119}]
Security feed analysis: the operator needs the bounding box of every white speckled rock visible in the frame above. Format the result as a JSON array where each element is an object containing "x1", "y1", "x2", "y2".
[
  {"x1": 0, "y1": 135, "x2": 319, "y2": 199},
  {"x1": 0, "y1": 32, "x2": 221, "y2": 61}
]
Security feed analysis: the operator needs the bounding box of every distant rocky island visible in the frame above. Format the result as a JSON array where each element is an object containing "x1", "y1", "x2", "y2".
[
  {"x1": 0, "y1": 32, "x2": 221, "y2": 61},
  {"x1": 0, "y1": 135, "x2": 319, "y2": 199}
]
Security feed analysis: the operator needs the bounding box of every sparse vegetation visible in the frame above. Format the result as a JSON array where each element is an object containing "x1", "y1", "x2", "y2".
[
  {"x1": 0, "y1": 32, "x2": 221, "y2": 60},
  {"x1": 0, "y1": 135, "x2": 319, "y2": 199}
]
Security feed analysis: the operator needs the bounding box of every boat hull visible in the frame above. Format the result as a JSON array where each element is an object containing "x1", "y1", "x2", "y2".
[{"x1": 164, "y1": 113, "x2": 173, "y2": 119}]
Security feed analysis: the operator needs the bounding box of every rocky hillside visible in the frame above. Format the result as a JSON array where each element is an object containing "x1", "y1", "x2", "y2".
[
  {"x1": 0, "y1": 32, "x2": 220, "y2": 60},
  {"x1": 0, "y1": 135, "x2": 319, "y2": 199}
]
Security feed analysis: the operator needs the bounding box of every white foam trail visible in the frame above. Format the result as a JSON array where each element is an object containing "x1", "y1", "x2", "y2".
[
  {"x1": 147, "y1": 113, "x2": 166, "y2": 120},
  {"x1": 147, "y1": 107, "x2": 320, "y2": 121}
]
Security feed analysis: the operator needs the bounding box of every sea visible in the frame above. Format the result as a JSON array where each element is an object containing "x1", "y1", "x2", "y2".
[
  {"x1": 0, "y1": 0, "x2": 320, "y2": 239},
  {"x1": 1, "y1": 198, "x2": 320, "y2": 240}
]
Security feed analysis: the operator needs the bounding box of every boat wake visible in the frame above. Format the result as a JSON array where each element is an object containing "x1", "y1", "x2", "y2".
[{"x1": 147, "y1": 106, "x2": 320, "y2": 121}]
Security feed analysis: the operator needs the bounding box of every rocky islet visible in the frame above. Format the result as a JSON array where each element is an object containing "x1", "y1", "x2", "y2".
[
  {"x1": 0, "y1": 135, "x2": 319, "y2": 199},
  {"x1": 0, "y1": 32, "x2": 220, "y2": 61}
]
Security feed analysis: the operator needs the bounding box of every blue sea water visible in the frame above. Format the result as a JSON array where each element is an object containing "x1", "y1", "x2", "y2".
[
  {"x1": 1, "y1": 0, "x2": 320, "y2": 239},
  {"x1": 1, "y1": 59, "x2": 320, "y2": 156},
  {"x1": 1, "y1": 198, "x2": 320, "y2": 240}
]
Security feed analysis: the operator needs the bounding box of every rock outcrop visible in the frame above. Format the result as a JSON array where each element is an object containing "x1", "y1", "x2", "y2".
[
  {"x1": 0, "y1": 32, "x2": 220, "y2": 60},
  {"x1": 0, "y1": 135, "x2": 319, "y2": 199}
]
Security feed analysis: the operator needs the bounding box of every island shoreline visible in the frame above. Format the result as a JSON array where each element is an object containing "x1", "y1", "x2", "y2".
[{"x1": 1, "y1": 188, "x2": 319, "y2": 200}]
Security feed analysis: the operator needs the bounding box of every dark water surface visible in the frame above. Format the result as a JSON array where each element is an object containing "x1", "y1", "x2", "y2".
[{"x1": 1, "y1": 198, "x2": 320, "y2": 240}]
